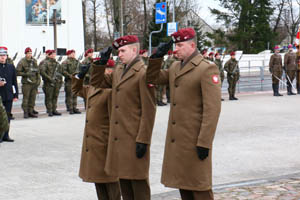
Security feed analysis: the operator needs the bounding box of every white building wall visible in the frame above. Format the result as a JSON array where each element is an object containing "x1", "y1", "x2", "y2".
[{"x1": 0, "y1": 0, "x2": 84, "y2": 58}]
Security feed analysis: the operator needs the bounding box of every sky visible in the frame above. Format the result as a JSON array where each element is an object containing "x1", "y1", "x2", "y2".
[{"x1": 195, "y1": 0, "x2": 224, "y2": 28}]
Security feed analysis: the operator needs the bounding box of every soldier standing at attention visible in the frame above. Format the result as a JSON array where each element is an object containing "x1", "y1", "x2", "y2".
[
  {"x1": 296, "y1": 45, "x2": 300, "y2": 94},
  {"x1": 214, "y1": 52, "x2": 225, "y2": 101},
  {"x1": 16, "y1": 47, "x2": 40, "y2": 118},
  {"x1": 0, "y1": 46, "x2": 18, "y2": 143},
  {"x1": 201, "y1": 49, "x2": 208, "y2": 59},
  {"x1": 224, "y1": 52, "x2": 240, "y2": 100},
  {"x1": 208, "y1": 52, "x2": 214, "y2": 62},
  {"x1": 72, "y1": 58, "x2": 121, "y2": 200},
  {"x1": 62, "y1": 49, "x2": 81, "y2": 114},
  {"x1": 81, "y1": 48, "x2": 94, "y2": 85},
  {"x1": 269, "y1": 46, "x2": 283, "y2": 96},
  {"x1": 93, "y1": 35, "x2": 156, "y2": 200},
  {"x1": 147, "y1": 28, "x2": 221, "y2": 200},
  {"x1": 40, "y1": 50, "x2": 63, "y2": 116},
  {"x1": 284, "y1": 44, "x2": 297, "y2": 95},
  {"x1": 0, "y1": 96, "x2": 9, "y2": 142}
]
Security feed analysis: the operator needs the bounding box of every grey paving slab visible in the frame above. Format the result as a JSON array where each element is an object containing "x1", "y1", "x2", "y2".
[{"x1": 0, "y1": 92, "x2": 300, "y2": 200}]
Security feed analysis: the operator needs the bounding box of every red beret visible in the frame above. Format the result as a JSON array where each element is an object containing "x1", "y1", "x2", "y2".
[
  {"x1": 66, "y1": 49, "x2": 75, "y2": 55},
  {"x1": 113, "y1": 35, "x2": 139, "y2": 49},
  {"x1": 45, "y1": 50, "x2": 51, "y2": 55},
  {"x1": 171, "y1": 28, "x2": 196, "y2": 43},
  {"x1": 47, "y1": 50, "x2": 56, "y2": 56},
  {"x1": 139, "y1": 49, "x2": 147, "y2": 55},
  {"x1": 215, "y1": 53, "x2": 220, "y2": 57},
  {"x1": 288, "y1": 44, "x2": 293, "y2": 48},
  {"x1": 274, "y1": 46, "x2": 280, "y2": 50},
  {"x1": 230, "y1": 52, "x2": 236, "y2": 56},
  {"x1": 25, "y1": 47, "x2": 32, "y2": 54},
  {"x1": 0, "y1": 46, "x2": 8, "y2": 50},
  {"x1": 107, "y1": 59, "x2": 115, "y2": 67},
  {"x1": 168, "y1": 50, "x2": 173, "y2": 55},
  {"x1": 209, "y1": 52, "x2": 214, "y2": 57},
  {"x1": 0, "y1": 46, "x2": 8, "y2": 55},
  {"x1": 85, "y1": 48, "x2": 94, "y2": 57},
  {"x1": 201, "y1": 49, "x2": 207, "y2": 55}
]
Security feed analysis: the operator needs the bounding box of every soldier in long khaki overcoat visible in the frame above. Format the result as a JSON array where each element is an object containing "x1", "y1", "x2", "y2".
[
  {"x1": 72, "y1": 61, "x2": 120, "y2": 200},
  {"x1": 147, "y1": 28, "x2": 221, "y2": 200},
  {"x1": 284, "y1": 44, "x2": 297, "y2": 95},
  {"x1": 93, "y1": 36, "x2": 156, "y2": 200},
  {"x1": 269, "y1": 46, "x2": 284, "y2": 96}
]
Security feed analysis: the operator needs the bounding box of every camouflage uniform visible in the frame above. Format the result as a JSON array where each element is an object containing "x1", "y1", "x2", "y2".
[
  {"x1": 16, "y1": 57, "x2": 41, "y2": 115},
  {"x1": 40, "y1": 57, "x2": 63, "y2": 114},
  {"x1": 6, "y1": 57, "x2": 14, "y2": 66},
  {"x1": 214, "y1": 58, "x2": 225, "y2": 86},
  {"x1": 80, "y1": 57, "x2": 93, "y2": 85},
  {"x1": 269, "y1": 53, "x2": 283, "y2": 96},
  {"x1": 224, "y1": 58, "x2": 240, "y2": 99},
  {"x1": 0, "y1": 96, "x2": 9, "y2": 140},
  {"x1": 62, "y1": 57, "x2": 80, "y2": 112},
  {"x1": 284, "y1": 51, "x2": 297, "y2": 95}
]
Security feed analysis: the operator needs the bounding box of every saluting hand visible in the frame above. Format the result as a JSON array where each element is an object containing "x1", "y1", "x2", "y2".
[
  {"x1": 150, "y1": 40, "x2": 173, "y2": 59},
  {"x1": 136, "y1": 142, "x2": 147, "y2": 159},
  {"x1": 77, "y1": 64, "x2": 90, "y2": 79},
  {"x1": 94, "y1": 46, "x2": 113, "y2": 66},
  {"x1": 196, "y1": 146, "x2": 209, "y2": 160}
]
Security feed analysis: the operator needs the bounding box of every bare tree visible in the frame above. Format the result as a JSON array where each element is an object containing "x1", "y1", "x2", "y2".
[
  {"x1": 104, "y1": 0, "x2": 113, "y2": 41},
  {"x1": 82, "y1": 0, "x2": 88, "y2": 49}
]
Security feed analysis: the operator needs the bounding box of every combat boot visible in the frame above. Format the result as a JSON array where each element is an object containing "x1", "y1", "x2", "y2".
[
  {"x1": 232, "y1": 96, "x2": 239, "y2": 100},
  {"x1": 53, "y1": 111, "x2": 62, "y2": 116},
  {"x1": 32, "y1": 110, "x2": 39, "y2": 114},
  {"x1": 48, "y1": 112, "x2": 53, "y2": 117},
  {"x1": 274, "y1": 84, "x2": 283, "y2": 96},
  {"x1": 28, "y1": 112, "x2": 38, "y2": 118},
  {"x1": 297, "y1": 87, "x2": 300, "y2": 94},
  {"x1": 69, "y1": 109, "x2": 74, "y2": 114},
  {"x1": 157, "y1": 101, "x2": 165, "y2": 106},
  {"x1": 73, "y1": 108, "x2": 81, "y2": 114},
  {"x1": 24, "y1": 112, "x2": 29, "y2": 119}
]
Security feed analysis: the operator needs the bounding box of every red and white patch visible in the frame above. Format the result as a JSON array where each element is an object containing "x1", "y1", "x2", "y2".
[
  {"x1": 147, "y1": 84, "x2": 155, "y2": 88},
  {"x1": 212, "y1": 75, "x2": 219, "y2": 84}
]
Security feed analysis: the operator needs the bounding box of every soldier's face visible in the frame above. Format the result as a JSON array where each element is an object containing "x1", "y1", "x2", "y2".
[
  {"x1": 118, "y1": 45, "x2": 137, "y2": 64},
  {"x1": 174, "y1": 41, "x2": 195, "y2": 61},
  {"x1": 26, "y1": 52, "x2": 32, "y2": 59},
  {"x1": 49, "y1": 53, "x2": 56, "y2": 59},
  {"x1": 0, "y1": 55, "x2": 7, "y2": 63},
  {"x1": 70, "y1": 52, "x2": 75, "y2": 58}
]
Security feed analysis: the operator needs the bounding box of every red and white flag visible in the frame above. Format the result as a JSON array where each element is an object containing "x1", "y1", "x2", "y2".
[{"x1": 295, "y1": 27, "x2": 300, "y2": 46}]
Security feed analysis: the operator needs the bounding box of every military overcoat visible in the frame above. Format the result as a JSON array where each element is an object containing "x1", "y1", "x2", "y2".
[{"x1": 147, "y1": 53, "x2": 221, "y2": 191}]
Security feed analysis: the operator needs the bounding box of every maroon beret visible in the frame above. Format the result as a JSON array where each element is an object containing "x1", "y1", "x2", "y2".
[
  {"x1": 215, "y1": 53, "x2": 220, "y2": 57},
  {"x1": 66, "y1": 49, "x2": 75, "y2": 55},
  {"x1": 168, "y1": 50, "x2": 173, "y2": 55},
  {"x1": 24, "y1": 47, "x2": 32, "y2": 54},
  {"x1": 107, "y1": 59, "x2": 115, "y2": 67},
  {"x1": 230, "y1": 51, "x2": 236, "y2": 56},
  {"x1": 113, "y1": 35, "x2": 139, "y2": 49},
  {"x1": 171, "y1": 28, "x2": 196, "y2": 43},
  {"x1": 209, "y1": 52, "x2": 214, "y2": 57},
  {"x1": 48, "y1": 50, "x2": 56, "y2": 55},
  {"x1": 139, "y1": 49, "x2": 147, "y2": 55},
  {"x1": 85, "y1": 48, "x2": 94, "y2": 57}
]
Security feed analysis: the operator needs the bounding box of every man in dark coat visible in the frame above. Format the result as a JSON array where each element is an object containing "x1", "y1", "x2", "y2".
[{"x1": 0, "y1": 46, "x2": 18, "y2": 142}]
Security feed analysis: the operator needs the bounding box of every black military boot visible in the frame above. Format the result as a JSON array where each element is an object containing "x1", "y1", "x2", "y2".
[
  {"x1": 29, "y1": 112, "x2": 38, "y2": 118},
  {"x1": 157, "y1": 101, "x2": 165, "y2": 106},
  {"x1": 48, "y1": 112, "x2": 53, "y2": 117},
  {"x1": 32, "y1": 109, "x2": 39, "y2": 114},
  {"x1": 233, "y1": 96, "x2": 239, "y2": 100},
  {"x1": 298, "y1": 87, "x2": 300, "y2": 94},
  {"x1": 24, "y1": 112, "x2": 29, "y2": 119},
  {"x1": 9, "y1": 113, "x2": 15, "y2": 120},
  {"x1": 2, "y1": 132, "x2": 14, "y2": 142},
  {"x1": 69, "y1": 109, "x2": 74, "y2": 114},
  {"x1": 53, "y1": 110, "x2": 62, "y2": 116},
  {"x1": 274, "y1": 84, "x2": 283, "y2": 96},
  {"x1": 73, "y1": 108, "x2": 81, "y2": 114},
  {"x1": 287, "y1": 84, "x2": 292, "y2": 95}
]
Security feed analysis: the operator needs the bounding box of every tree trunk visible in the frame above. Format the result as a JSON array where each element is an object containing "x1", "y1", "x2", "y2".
[
  {"x1": 143, "y1": 0, "x2": 148, "y2": 48},
  {"x1": 104, "y1": 0, "x2": 113, "y2": 41},
  {"x1": 82, "y1": 0, "x2": 87, "y2": 49},
  {"x1": 93, "y1": 0, "x2": 97, "y2": 50}
]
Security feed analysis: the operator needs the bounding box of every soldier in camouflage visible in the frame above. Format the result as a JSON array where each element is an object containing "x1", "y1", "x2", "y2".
[
  {"x1": 80, "y1": 48, "x2": 94, "y2": 85},
  {"x1": 284, "y1": 44, "x2": 297, "y2": 95},
  {"x1": 214, "y1": 53, "x2": 225, "y2": 101},
  {"x1": 269, "y1": 46, "x2": 283, "y2": 96},
  {"x1": 224, "y1": 52, "x2": 239, "y2": 100},
  {"x1": 0, "y1": 96, "x2": 9, "y2": 142},
  {"x1": 16, "y1": 47, "x2": 41, "y2": 118},
  {"x1": 40, "y1": 50, "x2": 63, "y2": 116},
  {"x1": 62, "y1": 50, "x2": 81, "y2": 114}
]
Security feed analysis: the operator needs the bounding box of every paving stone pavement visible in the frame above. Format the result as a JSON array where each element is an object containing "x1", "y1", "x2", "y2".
[{"x1": 152, "y1": 174, "x2": 300, "y2": 200}]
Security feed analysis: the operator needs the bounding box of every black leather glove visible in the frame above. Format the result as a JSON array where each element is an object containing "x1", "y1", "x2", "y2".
[
  {"x1": 269, "y1": 67, "x2": 273, "y2": 73},
  {"x1": 136, "y1": 142, "x2": 147, "y2": 159},
  {"x1": 77, "y1": 64, "x2": 90, "y2": 79},
  {"x1": 94, "y1": 46, "x2": 113, "y2": 65},
  {"x1": 197, "y1": 146, "x2": 209, "y2": 160},
  {"x1": 150, "y1": 40, "x2": 173, "y2": 59}
]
